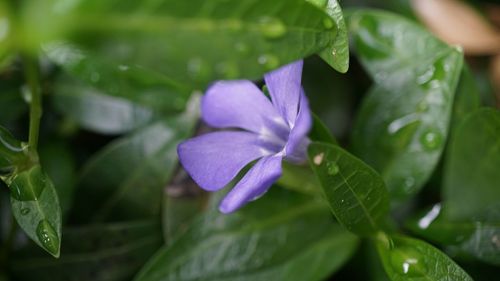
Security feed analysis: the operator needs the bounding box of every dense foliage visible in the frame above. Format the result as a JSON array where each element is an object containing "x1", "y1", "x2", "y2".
[{"x1": 0, "y1": 0, "x2": 499, "y2": 280}]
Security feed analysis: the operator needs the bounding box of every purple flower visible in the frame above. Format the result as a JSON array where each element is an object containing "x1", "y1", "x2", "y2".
[{"x1": 177, "y1": 60, "x2": 311, "y2": 213}]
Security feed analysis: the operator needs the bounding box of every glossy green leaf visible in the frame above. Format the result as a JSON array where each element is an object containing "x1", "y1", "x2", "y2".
[
  {"x1": 406, "y1": 204, "x2": 500, "y2": 266},
  {"x1": 376, "y1": 234, "x2": 473, "y2": 281},
  {"x1": 39, "y1": 140, "x2": 76, "y2": 216},
  {"x1": 8, "y1": 165, "x2": 62, "y2": 257},
  {"x1": 44, "y1": 41, "x2": 191, "y2": 111},
  {"x1": 59, "y1": 0, "x2": 337, "y2": 88},
  {"x1": 450, "y1": 65, "x2": 481, "y2": 133},
  {"x1": 350, "y1": 9, "x2": 464, "y2": 200},
  {"x1": 315, "y1": 0, "x2": 350, "y2": 73},
  {"x1": 135, "y1": 188, "x2": 358, "y2": 281},
  {"x1": 443, "y1": 108, "x2": 500, "y2": 222},
  {"x1": 10, "y1": 220, "x2": 162, "y2": 281},
  {"x1": 278, "y1": 162, "x2": 321, "y2": 195},
  {"x1": 308, "y1": 142, "x2": 389, "y2": 236},
  {"x1": 73, "y1": 97, "x2": 199, "y2": 221},
  {"x1": 52, "y1": 77, "x2": 155, "y2": 135}
]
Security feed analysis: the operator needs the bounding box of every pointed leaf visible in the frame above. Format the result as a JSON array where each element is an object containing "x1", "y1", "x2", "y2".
[
  {"x1": 350, "y1": 10, "x2": 464, "y2": 200},
  {"x1": 376, "y1": 234, "x2": 473, "y2": 281},
  {"x1": 308, "y1": 142, "x2": 389, "y2": 236},
  {"x1": 8, "y1": 165, "x2": 62, "y2": 257},
  {"x1": 53, "y1": 0, "x2": 337, "y2": 88}
]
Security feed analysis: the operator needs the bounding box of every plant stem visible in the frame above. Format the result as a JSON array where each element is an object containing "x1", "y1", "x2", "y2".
[{"x1": 23, "y1": 55, "x2": 42, "y2": 153}]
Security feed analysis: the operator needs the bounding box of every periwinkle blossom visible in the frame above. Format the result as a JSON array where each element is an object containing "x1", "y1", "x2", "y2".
[{"x1": 178, "y1": 60, "x2": 311, "y2": 213}]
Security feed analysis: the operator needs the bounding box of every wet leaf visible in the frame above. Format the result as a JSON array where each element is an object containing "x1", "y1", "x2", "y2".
[
  {"x1": 376, "y1": 234, "x2": 473, "y2": 281},
  {"x1": 308, "y1": 142, "x2": 389, "y2": 236},
  {"x1": 60, "y1": 0, "x2": 337, "y2": 88},
  {"x1": 9, "y1": 165, "x2": 62, "y2": 257},
  {"x1": 350, "y1": 9, "x2": 464, "y2": 201}
]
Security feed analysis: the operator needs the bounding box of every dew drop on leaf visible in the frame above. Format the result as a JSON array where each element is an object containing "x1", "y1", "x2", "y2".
[
  {"x1": 258, "y1": 54, "x2": 280, "y2": 70},
  {"x1": 313, "y1": 153, "x2": 324, "y2": 165},
  {"x1": 390, "y1": 248, "x2": 426, "y2": 277},
  {"x1": 36, "y1": 219, "x2": 59, "y2": 256},
  {"x1": 419, "y1": 129, "x2": 442, "y2": 150},
  {"x1": 326, "y1": 162, "x2": 339, "y2": 176},
  {"x1": 322, "y1": 17, "x2": 334, "y2": 29},
  {"x1": 21, "y1": 207, "x2": 30, "y2": 215},
  {"x1": 258, "y1": 17, "x2": 287, "y2": 39},
  {"x1": 9, "y1": 166, "x2": 46, "y2": 201}
]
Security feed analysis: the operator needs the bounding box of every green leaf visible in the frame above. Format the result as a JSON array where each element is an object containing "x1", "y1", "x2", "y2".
[
  {"x1": 52, "y1": 77, "x2": 156, "y2": 135},
  {"x1": 135, "y1": 188, "x2": 358, "y2": 281},
  {"x1": 44, "y1": 41, "x2": 192, "y2": 111},
  {"x1": 406, "y1": 204, "x2": 500, "y2": 266},
  {"x1": 308, "y1": 142, "x2": 389, "y2": 236},
  {"x1": 376, "y1": 234, "x2": 473, "y2": 281},
  {"x1": 443, "y1": 108, "x2": 500, "y2": 222},
  {"x1": 73, "y1": 97, "x2": 199, "y2": 221},
  {"x1": 315, "y1": 0, "x2": 350, "y2": 73},
  {"x1": 39, "y1": 140, "x2": 76, "y2": 216},
  {"x1": 9, "y1": 220, "x2": 162, "y2": 281},
  {"x1": 60, "y1": 0, "x2": 337, "y2": 88},
  {"x1": 278, "y1": 162, "x2": 321, "y2": 195},
  {"x1": 350, "y1": 9, "x2": 464, "y2": 200},
  {"x1": 450, "y1": 65, "x2": 481, "y2": 133},
  {"x1": 0, "y1": 125, "x2": 25, "y2": 167},
  {"x1": 8, "y1": 165, "x2": 62, "y2": 257}
]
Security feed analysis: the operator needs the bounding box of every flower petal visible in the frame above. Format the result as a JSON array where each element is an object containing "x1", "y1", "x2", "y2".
[
  {"x1": 202, "y1": 80, "x2": 287, "y2": 134},
  {"x1": 177, "y1": 131, "x2": 271, "y2": 191},
  {"x1": 219, "y1": 155, "x2": 282, "y2": 213},
  {"x1": 285, "y1": 89, "x2": 312, "y2": 162},
  {"x1": 264, "y1": 60, "x2": 303, "y2": 126}
]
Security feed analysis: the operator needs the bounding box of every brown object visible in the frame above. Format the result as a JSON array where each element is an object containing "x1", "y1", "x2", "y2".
[{"x1": 412, "y1": 0, "x2": 500, "y2": 55}]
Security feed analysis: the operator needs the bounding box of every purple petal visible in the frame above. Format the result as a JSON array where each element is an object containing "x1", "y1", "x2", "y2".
[
  {"x1": 219, "y1": 155, "x2": 282, "y2": 213},
  {"x1": 264, "y1": 60, "x2": 303, "y2": 126},
  {"x1": 285, "y1": 89, "x2": 312, "y2": 162},
  {"x1": 177, "y1": 131, "x2": 271, "y2": 191},
  {"x1": 202, "y1": 80, "x2": 287, "y2": 134}
]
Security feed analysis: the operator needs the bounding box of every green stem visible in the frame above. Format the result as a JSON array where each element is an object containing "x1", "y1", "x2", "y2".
[{"x1": 23, "y1": 55, "x2": 42, "y2": 153}]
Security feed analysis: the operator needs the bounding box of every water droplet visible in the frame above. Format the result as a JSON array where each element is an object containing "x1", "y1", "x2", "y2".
[
  {"x1": 258, "y1": 17, "x2": 286, "y2": 39},
  {"x1": 258, "y1": 54, "x2": 280, "y2": 70},
  {"x1": 322, "y1": 17, "x2": 334, "y2": 29},
  {"x1": 36, "y1": 220, "x2": 59, "y2": 256},
  {"x1": 387, "y1": 114, "x2": 419, "y2": 135},
  {"x1": 418, "y1": 203, "x2": 441, "y2": 229},
  {"x1": 21, "y1": 85, "x2": 32, "y2": 103},
  {"x1": 90, "y1": 72, "x2": 100, "y2": 83},
  {"x1": 332, "y1": 49, "x2": 337, "y2": 56},
  {"x1": 313, "y1": 153, "x2": 324, "y2": 165},
  {"x1": 419, "y1": 129, "x2": 442, "y2": 150},
  {"x1": 390, "y1": 248, "x2": 426, "y2": 277},
  {"x1": 118, "y1": 64, "x2": 129, "y2": 71},
  {"x1": 417, "y1": 65, "x2": 435, "y2": 85},
  {"x1": 9, "y1": 165, "x2": 46, "y2": 201},
  {"x1": 21, "y1": 208, "x2": 30, "y2": 215},
  {"x1": 216, "y1": 61, "x2": 239, "y2": 79},
  {"x1": 326, "y1": 162, "x2": 339, "y2": 176}
]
